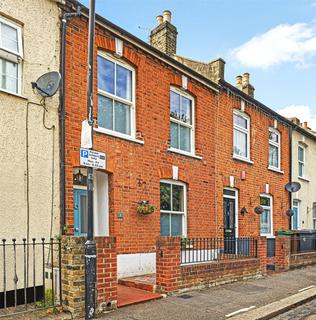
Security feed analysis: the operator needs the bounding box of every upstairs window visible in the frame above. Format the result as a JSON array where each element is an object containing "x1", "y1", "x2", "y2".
[
  {"x1": 233, "y1": 111, "x2": 250, "y2": 160},
  {"x1": 170, "y1": 88, "x2": 194, "y2": 154},
  {"x1": 260, "y1": 195, "x2": 273, "y2": 236},
  {"x1": 298, "y1": 145, "x2": 305, "y2": 178},
  {"x1": 269, "y1": 129, "x2": 281, "y2": 169},
  {"x1": 160, "y1": 180, "x2": 186, "y2": 236},
  {"x1": 97, "y1": 54, "x2": 135, "y2": 137},
  {"x1": 0, "y1": 17, "x2": 23, "y2": 94}
]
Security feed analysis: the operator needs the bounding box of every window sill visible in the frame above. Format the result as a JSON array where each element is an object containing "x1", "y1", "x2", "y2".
[
  {"x1": 268, "y1": 166, "x2": 284, "y2": 174},
  {"x1": 167, "y1": 148, "x2": 202, "y2": 160},
  {"x1": 298, "y1": 176, "x2": 310, "y2": 183},
  {"x1": 0, "y1": 88, "x2": 27, "y2": 100},
  {"x1": 94, "y1": 127, "x2": 144, "y2": 145},
  {"x1": 261, "y1": 234, "x2": 275, "y2": 239},
  {"x1": 232, "y1": 155, "x2": 254, "y2": 165}
]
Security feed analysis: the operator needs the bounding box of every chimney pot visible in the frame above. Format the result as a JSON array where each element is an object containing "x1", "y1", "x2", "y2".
[
  {"x1": 163, "y1": 10, "x2": 171, "y2": 23},
  {"x1": 243, "y1": 72, "x2": 250, "y2": 86},
  {"x1": 156, "y1": 15, "x2": 163, "y2": 25},
  {"x1": 303, "y1": 121, "x2": 308, "y2": 129},
  {"x1": 236, "y1": 75, "x2": 242, "y2": 89}
]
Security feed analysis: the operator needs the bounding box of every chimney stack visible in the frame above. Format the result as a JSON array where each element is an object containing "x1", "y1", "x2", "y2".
[
  {"x1": 303, "y1": 122, "x2": 308, "y2": 129},
  {"x1": 235, "y1": 72, "x2": 255, "y2": 97},
  {"x1": 150, "y1": 10, "x2": 178, "y2": 56}
]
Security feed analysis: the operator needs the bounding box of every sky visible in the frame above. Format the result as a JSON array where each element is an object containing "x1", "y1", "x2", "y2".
[{"x1": 80, "y1": 0, "x2": 316, "y2": 130}]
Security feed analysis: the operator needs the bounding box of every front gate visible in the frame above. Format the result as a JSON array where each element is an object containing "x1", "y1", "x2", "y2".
[{"x1": 0, "y1": 238, "x2": 62, "y2": 317}]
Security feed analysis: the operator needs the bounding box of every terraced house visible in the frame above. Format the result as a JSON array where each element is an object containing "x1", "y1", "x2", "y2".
[{"x1": 58, "y1": 0, "x2": 297, "y2": 311}]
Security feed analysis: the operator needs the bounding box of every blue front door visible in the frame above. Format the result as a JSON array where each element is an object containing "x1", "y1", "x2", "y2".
[{"x1": 74, "y1": 189, "x2": 88, "y2": 236}]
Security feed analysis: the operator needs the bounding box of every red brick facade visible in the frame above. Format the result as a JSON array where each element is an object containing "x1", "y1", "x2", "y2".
[{"x1": 63, "y1": 12, "x2": 291, "y2": 256}]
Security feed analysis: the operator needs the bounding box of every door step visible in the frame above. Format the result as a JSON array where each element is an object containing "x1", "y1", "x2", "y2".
[
  {"x1": 117, "y1": 285, "x2": 162, "y2": 308},
  {"x1": 118, "y1": 273, "x2": 156, "y2": 292}
]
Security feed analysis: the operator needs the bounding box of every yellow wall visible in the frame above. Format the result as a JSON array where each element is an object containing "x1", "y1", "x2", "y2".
[{"x1": 0, "y1": 0, "x2": 61, "y2": 240}]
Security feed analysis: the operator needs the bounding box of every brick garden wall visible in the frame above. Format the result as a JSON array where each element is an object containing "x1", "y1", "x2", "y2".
[
  {"x1": 61, "y1": 236, "x2": 117, "y2": 317},
  {"x1": 156, "y1": 237, "x2": 262, "y2": 293},
  {"x1": 290, "y1": 252, "x2": 316, "y2": 269}
]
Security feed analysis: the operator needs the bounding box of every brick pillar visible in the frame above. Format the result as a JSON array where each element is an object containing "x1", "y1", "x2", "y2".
[
  {"x1": 275, "y1": 235, "x2": 291, "y2": 272},
  {"x1": 257, "y1": 236, "x2": 267, "y2": 275},
  {"x1": 95, "y1": 236, "x2": 117, "y2": 313},
  {"x1": 156, "y1": 236, "x2": 181, "y2": 293},
  {"x1": 61, "y1": 236, "x2": 86, "y2": 318}
]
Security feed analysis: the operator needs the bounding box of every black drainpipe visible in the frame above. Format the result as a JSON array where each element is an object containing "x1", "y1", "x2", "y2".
[
  {"x1": 289, "y1": 125, "x2": 293, "y2": 230},
  {"x1": 60, "y1": 6, "x2": 81, "y2": 235}
]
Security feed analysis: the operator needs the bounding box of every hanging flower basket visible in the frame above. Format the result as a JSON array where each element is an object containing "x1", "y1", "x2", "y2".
[{"x1": 136, "y1": 201, "x2": 155, "y2": 215}]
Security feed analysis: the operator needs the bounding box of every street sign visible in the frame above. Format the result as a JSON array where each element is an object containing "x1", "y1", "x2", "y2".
[{"x1": 80, "y1": 148, "x2": 106, "y2": 170}]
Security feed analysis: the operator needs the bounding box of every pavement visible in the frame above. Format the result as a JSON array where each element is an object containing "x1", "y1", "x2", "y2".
[{"x1": 101, "y1": 265, "x2": 316, "y2": 320}]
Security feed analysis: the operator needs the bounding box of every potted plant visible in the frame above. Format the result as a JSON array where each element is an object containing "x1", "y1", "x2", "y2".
[{"x1": 136, "y1": 201, "x2": 155, "y2": 215}]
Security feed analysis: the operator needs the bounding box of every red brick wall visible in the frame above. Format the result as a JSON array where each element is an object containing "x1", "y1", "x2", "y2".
[
  {"x1": 275, "y1": 235, "x2": 291, "y2": 271},
  {"x1": 64, "y1": 16, "x2": 217, "y2": 254},
  {"x1": 96, "y1": 236, "x2": 117, "y2": 311},
  {"x1": 215, "y1": 91, "x2": 291, "y2": 238},
  {"x1": 64, "y1": 14, "x2": 291, "y2": 256},
  {"x1": 257, "y1": 236, "x2": 267, "y2": 274},
  {"x1": 290, "y1": 252, "x2": 316, "y2": 269},
  {"x1": 156, "y1": 237, "x2": 261, "y2": 293}
]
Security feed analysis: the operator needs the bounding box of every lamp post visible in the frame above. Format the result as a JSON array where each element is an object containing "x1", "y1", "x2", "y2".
[{"x1": 85, "y1": 0, "x2": 96, "y2": 319}]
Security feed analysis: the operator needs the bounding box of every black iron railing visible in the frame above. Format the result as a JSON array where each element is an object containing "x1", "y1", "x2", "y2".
[
  {"x1": 291, "y1": 236, "x2": 316, "y2": 254},
  {"x1": 180, "y1": 237, "x2": 257, "y2": 265},
  {"x1": 0, "y1": 238, "x2": 62, "y2": 317}
]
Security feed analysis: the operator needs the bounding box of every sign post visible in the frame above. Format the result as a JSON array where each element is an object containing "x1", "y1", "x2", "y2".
[{"x1": 85, "y1": 0, "x2": 96, "y2": 319}]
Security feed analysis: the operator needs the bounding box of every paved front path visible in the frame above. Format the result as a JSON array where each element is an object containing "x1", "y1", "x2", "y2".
[{"x1": 103, "y1": 265, "x2": 316, "y2": 320}]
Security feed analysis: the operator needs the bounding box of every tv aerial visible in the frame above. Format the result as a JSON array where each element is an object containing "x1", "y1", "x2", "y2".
[
  {"x1": 31, "y1": 71, "x2": 61, "y2": 97},
  {"x1": 285, "y1": 182, "x2": 301, "y2": 193}
]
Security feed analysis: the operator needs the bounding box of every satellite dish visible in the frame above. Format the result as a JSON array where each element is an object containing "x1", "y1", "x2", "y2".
[
  {"x1": 254, "y1": 206, "x2": 264, "y2": 215},
  {"x1": 285, "y1": 182, "x2": 301, "y2": 193},
  {"x1": 31, "y1": 71, "x2": 61, "y2": 97},
  {"x1": 286, "y1": 209, "x2": 295, "y2": 217}
]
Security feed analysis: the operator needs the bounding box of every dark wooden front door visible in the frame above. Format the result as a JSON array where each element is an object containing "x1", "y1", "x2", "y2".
[{"x1": 224, "y1": 197, "x2": 236, "y2": 253}]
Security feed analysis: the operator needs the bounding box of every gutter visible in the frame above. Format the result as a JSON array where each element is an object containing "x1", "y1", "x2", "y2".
[{"x1": 60, "y1": 5, "x2": 81, "y2": 235}]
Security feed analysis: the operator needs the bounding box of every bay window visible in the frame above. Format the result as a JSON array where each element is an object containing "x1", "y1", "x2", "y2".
[
  {"x1": 97, "y1": 53, "x2": 135, "y2": 137},
  {"x1": 160, "y1": 180, "x2": 186, "y2": 236}
]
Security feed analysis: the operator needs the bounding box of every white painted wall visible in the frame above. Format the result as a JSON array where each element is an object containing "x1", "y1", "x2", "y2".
[{"x1": 117, "y1": 253, "x2": 156, "y2": 278}]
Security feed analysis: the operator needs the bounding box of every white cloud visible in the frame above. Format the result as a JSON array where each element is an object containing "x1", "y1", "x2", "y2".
[
  {"x1": 231, "y1": 23, "x2": 316, "y2": 68},
  {"x1": 276, "y1": 105, "x2": 316, "y2": 130}
]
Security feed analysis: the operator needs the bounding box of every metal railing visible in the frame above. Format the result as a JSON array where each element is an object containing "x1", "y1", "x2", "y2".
[
  {"x1": 0, "y1": 238, "x2": 62, "y2": 317},
  {"x1": 291, "y1": 236, "x2": 316, "y2": 254},
  {"x1": 180, "y1": 237, "x2": 258, "y2": 265}
]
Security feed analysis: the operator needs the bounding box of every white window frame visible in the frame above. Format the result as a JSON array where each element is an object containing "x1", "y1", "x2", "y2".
[
  {"x1": 223, "y1": 188, "x2": 239, "y2": 238},
  {"x1": 233, "y1": 110, "x2": 250, "y2": 162},
  {"x1": 268, "y1": 128, "x2": 281, "y2": 170},
  {"x1": 298, "y1": 144, "x2": 305, "y2": 179},
  {"x1": 169, "y1": 86, "x2": 195, "y2": 156},
  {"x1": 260, "y1": 193, "x2": 273, "y2": 237},
  {"x1": 0, "y1": 16, "x2": 23, "y2": 95},
  {"x1": 160, "y1": 179, "x2": 187, "y2": 237},
  {"x1": 96, "y1": 52, "x2": 136, "y2": 139},
  {"x1": 292, "y1": 199, "x2": 300, "y2": 230},
  {"x1": 313, "y1": 203, "x2": 316, "y2": 230}
]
